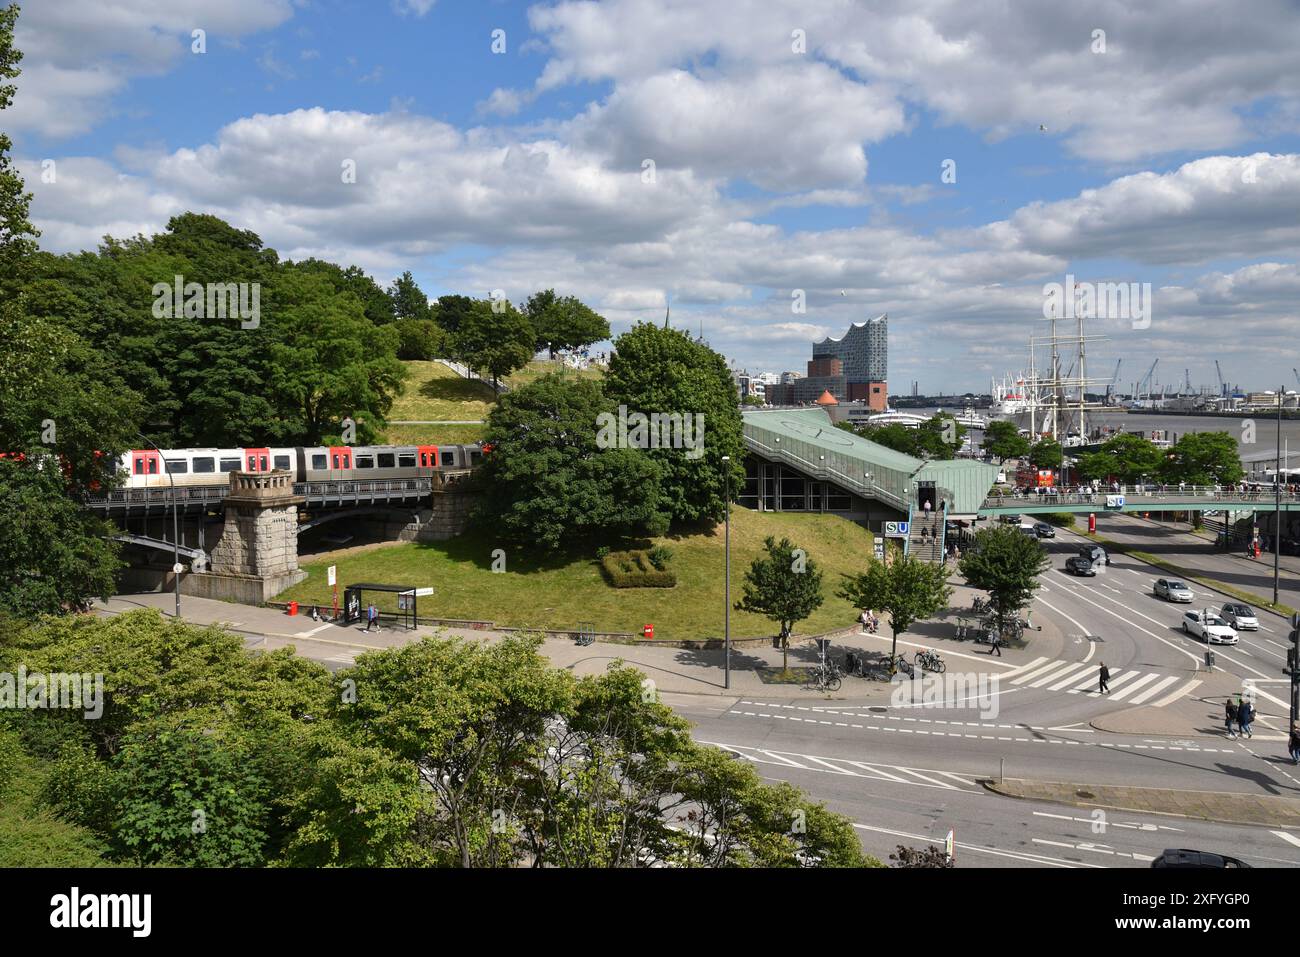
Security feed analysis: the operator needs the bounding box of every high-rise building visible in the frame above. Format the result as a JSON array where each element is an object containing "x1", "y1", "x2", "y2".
[{"x1": 766, "y1": 316, "x2": 888, "y2": 409}]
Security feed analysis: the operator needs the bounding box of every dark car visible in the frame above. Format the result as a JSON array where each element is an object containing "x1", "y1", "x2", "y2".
[
  {"x1": 1033, "y1": 522, "x2": 1056, "y2": 538},
  {"x1": 1065, "y1": 556, "x2": 1096, "y2": 576},
  {"x1": 1077, "y1": 544, "x2": 1111, "y2": 566},
  {"x1": 1151, "y1": 848, "x2": 1251, "y2": 869}
]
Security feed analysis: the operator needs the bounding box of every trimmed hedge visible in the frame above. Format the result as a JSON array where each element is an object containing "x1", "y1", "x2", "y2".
[
  {"x1": 1042, "y1": 513, "x2": 1077, "y2": 528},
  {"x1": 601, "y1": 549, "x2": 677, "y2": 588}
]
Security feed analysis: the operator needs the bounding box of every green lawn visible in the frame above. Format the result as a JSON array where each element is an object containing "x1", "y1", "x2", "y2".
[
  {"x1": 381, "y1": 423, "x2": 487, "y2": 446},
  {"x1": 506, "y1": 358, "x2": 604, "y2": 390},
  {"x1": 389, "y1": 361, "x2": 496, "y2": 422},
  {"x1": 278, "y1": 507, "x2": 876, "y2": 640}
]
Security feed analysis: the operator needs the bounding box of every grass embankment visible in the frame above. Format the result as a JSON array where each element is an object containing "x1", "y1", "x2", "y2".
[
  {"x1": 382, "y1": 359, "x2": 604, "y2": 446},
  {"x1": 278, "y1": 508, "x2": 876, "y2": 641},
  {"x1": 1090, "y1": 533, "x2": 1298, "y2": 618},
  {"x1": 0, "y1": 733, "x2": 108, "y2": 866}
]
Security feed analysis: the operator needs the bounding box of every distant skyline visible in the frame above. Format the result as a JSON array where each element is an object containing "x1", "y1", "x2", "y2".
[{"x1": 11, "y1": 0, "x2": 1300, "y2": 392}]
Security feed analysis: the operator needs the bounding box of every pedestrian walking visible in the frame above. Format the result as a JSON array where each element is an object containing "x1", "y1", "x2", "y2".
[
  {"x1": 1289, "y1": 724, "x2": 1300, "y2": 765},
  {"x1": 1098, "y1": 662, "x2": 1110, "y2": 694},
  {"x1": 923, "y1": 498, "x2": 932, "y2": 517},
  {"x1": 989, "y1": 632, "x2": 1002, "y2": 657},
  {"x1": 364, "y1": 603, "x2": 378, "y2": 633},
  {"x1": 1238, "y1": 696, "x2": 1254, "y2": 738},
  {"x1": 1224, "y1": 698, "x2": 1239, "y2": 737}
]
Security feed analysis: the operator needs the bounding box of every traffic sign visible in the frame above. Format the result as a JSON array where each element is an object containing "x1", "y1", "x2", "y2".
[
  {"x1": 327, "y1": 565, "x2": 337, "y2": 587},
  {"x1": 414, "y1": 587, "x2": 434, "y2": 597}
]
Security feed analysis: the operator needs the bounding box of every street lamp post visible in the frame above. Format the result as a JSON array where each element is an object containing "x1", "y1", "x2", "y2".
[
  {"x1": 1276, "y1": 389, "x2": 1283, "y2": 606},
  {"x1": 722, "y1": 454, "x2": 731, "y2": 690},
  {"x1": 138, "y1": 434, "x2": 181, "y2": 619}
]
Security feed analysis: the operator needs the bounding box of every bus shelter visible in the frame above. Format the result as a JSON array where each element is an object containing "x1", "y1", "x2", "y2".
[{"x1": 341, "y1": 582, "x2": 425, "y2": 631}]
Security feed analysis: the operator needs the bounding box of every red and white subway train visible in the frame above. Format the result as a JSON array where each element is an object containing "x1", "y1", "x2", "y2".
[{"x1": 119, "y1": 443, "x2": 486, "y2": 489}]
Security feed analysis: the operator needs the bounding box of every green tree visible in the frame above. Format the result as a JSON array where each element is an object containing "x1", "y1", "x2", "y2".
[
  {"x1": 603, "y1": 323, "x2": 746, "y2": 525},
  {"x1": 858, "y1": 423, "x2": 920, "y2": 457},
  {"x1": 388, "y1": 270, "x2": 432, "y2": 323},
  {"x1": 433, "y1": 294, "x2": 477, "y2": 335},
  {"x1": 0, "y1": 3, "x2": 36, "y2": 294},
  {"x1": 1074, "y1": 432, "x2": 1162, "y2": 484},
  {"x1": 1028, "y1": 437, "x2": 1064, "y2": 471},
  {"x1": 290, "y1": 259, "x2": 396, "y2": 326},
  {"x1": 1160, "y1": 431, "x2": 1244, "y2": 486},
  {"x1": 982, "y1": 420, "x2": 1030, "y2": 462},
  {"x1": 914, "y1": 413, "x2": 965, "y2": 460},
  {"x1": 525, "y1": 288, "x2": 611, "y2": 357},
  {"x1": 836, "y1": 547, "x2": 952, "y2": 663},
  {"x1": 454, "y1": 298, "x2": 536, "y2": 390},
  {"x1": 957, "y1": 524, "x2": 1051, "y2": 638},
  {"x1": 734, "y1": 536, "x2": 825, "y2": 672},
  {"x1": 393, "y1": 317, "x2": 448, "y2": 360},
  {"x1": 478, "y1": 373, "x2": 669, "y2": 551},
  {"x1": 0, "y1": 459, "x2": 123, "y2": 616}
]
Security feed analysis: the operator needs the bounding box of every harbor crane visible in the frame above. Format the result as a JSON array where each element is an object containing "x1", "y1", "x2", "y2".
[
  {"x1": 1215, "y1": 359, "x2": 1227, "y2": 398},
  {"x1": 1137, "y1": 358, "x2": 1158, "y2": 399},
  {"x1": 1105, "y1": 358, "x2": 1121, "y2": 402}
]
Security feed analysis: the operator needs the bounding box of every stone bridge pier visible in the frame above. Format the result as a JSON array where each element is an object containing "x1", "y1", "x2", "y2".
[{"x1": 188, "y1": 471, "x2": 308, "y2": 603}]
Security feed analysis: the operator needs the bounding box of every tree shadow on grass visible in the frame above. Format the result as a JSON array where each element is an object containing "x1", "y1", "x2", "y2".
[{"x1": 417, "y1": 375, "x2": 496, "y2": 405}]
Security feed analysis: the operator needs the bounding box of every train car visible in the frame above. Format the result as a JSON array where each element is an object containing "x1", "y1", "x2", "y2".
[{"x1": 122, "y1": 442, "x2": 486, "y2": 488}]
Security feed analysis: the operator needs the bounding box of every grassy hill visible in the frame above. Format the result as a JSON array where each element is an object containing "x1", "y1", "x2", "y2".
[
  {"x1": 381, "y1": 359, "x2": 605, "y2": 447},
  {"x1": 279, "y1": 507, "x2": 875, "y2": 641}
]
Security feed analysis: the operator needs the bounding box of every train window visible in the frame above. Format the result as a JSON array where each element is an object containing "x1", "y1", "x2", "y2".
[
  {"x1": 274, "y1": 455, "x2": 291, "y2": 470},
  {"x1": 220, "y1": 458, "x2": 241, "y2": 472},
  {"x1": 312, "y1": 454, "x2": 327, "y2": 469},
  {"x1": 165, "y1": 459, "x2": 189, "y2": 474},
  {"x1": 260, "y1": 456, "x2": 269, "y2": 470},
  {"x1": 469, "y1": 451, "x2": 481, "y2": 464},
  {"x1": 332, "y1": 454, "x2": 340, "y2": 469},
  {"x1": 440, "y1": 450, "x2": 455, "y2": 466},
  {"x1": 193, "y1": 457, "x2": 215, "y2": 473},
  {"x1": 377, "y1": 452, "x2": 395, "y2": 468},
  {"x1": 133, "y1": 457, "x2": 144, "y2": 475},
  {"x1": 148, "y1": 458, "x2": 159, "y2": 474},
  {"x1": 355, "y1": 454, "x2": 375, "y2": 469},
  {"x1": 398, "y1": 453, "x2": 416, "y2": 468},
  {"x1": 420, "y1": 452, "x2": 431, "y2": 467}
]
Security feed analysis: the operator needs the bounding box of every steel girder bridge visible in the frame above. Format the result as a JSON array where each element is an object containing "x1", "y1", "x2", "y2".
[{"x1": 977, "y1": 485, "x2": 1300, "y2": 517}]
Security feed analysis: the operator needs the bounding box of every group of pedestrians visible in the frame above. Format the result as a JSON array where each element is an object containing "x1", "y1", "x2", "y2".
[
  {"x1": 1223, "y1": 695, "x2": 1255, "y2": 738},
  {"x1": 859, "y1": 609, "x2": 880, "y2": 634}
]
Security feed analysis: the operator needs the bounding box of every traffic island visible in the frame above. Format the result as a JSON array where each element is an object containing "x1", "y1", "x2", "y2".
[{"x1": 985, "y1": 776, "x2": 1300, "y2": 828}]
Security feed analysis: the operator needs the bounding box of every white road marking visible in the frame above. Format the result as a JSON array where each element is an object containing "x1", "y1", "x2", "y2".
[
  {"x1": 1150, "y1": 678, "x2": 1202, "y2": 708},
  {"x1": 1271, "y1": 830, "x2": 1300, "y2": 848},
  {"x1": 1126, "y1": 674, "x2": 1182, "y2": 705},
  {"x1": 851, "y1": 823, "x2": 1100, "y2": 868},
  {"x1": 1037, "y1": 597, "x2": 1097, "y2": 663},
  {"x1": 1106, "y1": 672, "x2": 1163, "y2": 702}
]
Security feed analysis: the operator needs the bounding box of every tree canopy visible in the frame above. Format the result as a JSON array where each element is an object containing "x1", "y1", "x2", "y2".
[
  {"x1": 453, "y1": 298, "x2": 536, "y2": 390},
  {"x1": 525, "y1": 288, "x2": 610, "y2": 356},
  {"x1": 603, "y1": 323, "x2": 745, "y2": 525},
  {"x1": 957, "y1": 524, "x2": 1051, "y2": 637},
  {"x1": 836, "y1": 547, "x2": 951, "y2": 661},
  {"x1": 982, "y1": 420, "x2": 1030, "y2": 463}
]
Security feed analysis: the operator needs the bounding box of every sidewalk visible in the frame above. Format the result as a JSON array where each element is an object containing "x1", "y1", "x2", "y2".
[
  {"x1": 93, "y1": 593, "x2": 897, "y2": 700},
  {"x1": 987, "y1": 776, "x2": 1300, "y2": 828}
]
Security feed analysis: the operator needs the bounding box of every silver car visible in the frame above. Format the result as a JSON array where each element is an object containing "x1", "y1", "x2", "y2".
[
  {"x1": 1154, "y1": 578, "x2": 1194, "y2": 602},
  {"x1": 1220, "y1": 602, "x2": 1259, "y2": 630}
]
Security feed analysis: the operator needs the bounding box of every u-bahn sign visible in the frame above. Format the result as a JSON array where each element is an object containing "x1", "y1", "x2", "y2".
[
  {"x1": 884, "y1": 521, "x2": 910, "y2": 537},
  {"x1": 1105, "y1": 495, "x2": 1125, "y2": 509}
]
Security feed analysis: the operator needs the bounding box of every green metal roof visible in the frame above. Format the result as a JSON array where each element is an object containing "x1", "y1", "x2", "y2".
[{"x1": 740, "y1": 408, "x2": 999, "y2": 514}]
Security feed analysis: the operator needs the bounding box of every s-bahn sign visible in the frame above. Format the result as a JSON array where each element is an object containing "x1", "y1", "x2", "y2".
[
  {"x1": 1105, "y1": 495, "x2": 1125, "y2": 510},
  {"x1": 884, "y1": 521, "x2": 910, "y2": 537}
]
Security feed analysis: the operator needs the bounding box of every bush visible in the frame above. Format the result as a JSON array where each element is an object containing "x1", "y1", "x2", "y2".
[
  {"x1": 647, "y1": 544, "x2": 673, "y2": 570},
  {"x1": 595, "y1": 545, "x2": 610, "y2": 560},
  {"x1": 1043, "y1": 513, "x2": 1076, "y2": 529},
  {"x1": 601, "y1": 550, "x2": 677, "y2": 588},
  {"x1": 394, "y1": 318, "x2": 448, "y2": 360}
]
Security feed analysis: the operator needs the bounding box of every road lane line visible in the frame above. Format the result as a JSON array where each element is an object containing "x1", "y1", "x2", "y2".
[
  {"x1": 1104, "y1": 673, "x2": 1163, "y2": 702},
  {"x1": 1126, "y1": 674, "x2": 1182, "y2": 705},
  {"x1": 1011, "y1": 660, "x2": 1076, "y2": 685},
  {"x1": 1037, "y1": 597, "x2": 1097, "y2": 663},
  {"x1": 1150, "y1": 678, "x2": 1202, "y2": 708},
  {"x1": 1053, "y1": 582, "x2": 1204, "y2": 669},
  {"x1": 1026, "y1": 661, "x2": 1091, "y2": 688},
  {"x1": 851, "y1": 823, "x2": 1098, "y2": 868},
  {"x1": 1272, "y1": 831, "x2": 1300, "y2": 848}
]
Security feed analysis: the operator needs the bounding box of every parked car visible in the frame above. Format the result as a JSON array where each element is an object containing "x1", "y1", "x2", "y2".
[
  {"x1": 1154, "y1": 578, "x2": 1194, "y2": 602},
  {"x1": 1065, "y1": 556, "x2": 1096, "y2": 576},
  {"x1": 1219, "y1": 602, "x2": 1259, "y2": 631},
  {"x1": 1182, "y1": 609, "x2": 1239, "y2": 644},
  {"x1": 1151, "y1": 848, "x2": 1251, "y2": 869},
  {"x1": 1033, "y1": 522, "x2": 1056, "y2": 538}
]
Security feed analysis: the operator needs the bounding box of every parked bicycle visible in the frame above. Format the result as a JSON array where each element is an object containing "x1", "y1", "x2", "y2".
[
  {"x1": 878, "y1": 653, "x2": 914, "y2": 678},
  {"x1": 809, "y1": 661, "x2": 842, "y2": 692},
  {"x1": 915, "y1": 649, "x2": 946, "y2": 673}
]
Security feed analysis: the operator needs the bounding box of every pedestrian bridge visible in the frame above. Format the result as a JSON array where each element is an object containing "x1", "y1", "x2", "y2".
[
  {"x1": 977, "y1": 486, "x2": 1300, "y2": 516},
  {"x1": 85, "y1": 478, "x2": 437, "y2": 517}
]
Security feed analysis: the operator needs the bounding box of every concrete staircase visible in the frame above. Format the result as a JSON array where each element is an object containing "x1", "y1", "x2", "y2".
[{"x1": 907, "y1": 510, "x2": 945, "y2": 563}]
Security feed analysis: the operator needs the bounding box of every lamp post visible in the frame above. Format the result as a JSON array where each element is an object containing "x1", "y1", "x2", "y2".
[
  {"x1": 138, "y1": 434, "x2": 181, "y2": 619},
  {"x1": 1276, "y1": 389, "x2": 1283, "y2": 606},
  {"x1": 722, "y1": 454, "x2": 731, "y2": 690}
]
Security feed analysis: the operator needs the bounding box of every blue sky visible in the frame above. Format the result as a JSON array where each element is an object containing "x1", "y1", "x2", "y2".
[{"x1": 11, "y1": 0, "x2": 1300, "y2": 393}]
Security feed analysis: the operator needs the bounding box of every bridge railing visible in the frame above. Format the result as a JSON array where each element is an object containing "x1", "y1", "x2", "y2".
[
  {"x1": 979, "y1": 484, "x2": 1300, "y2": 511},
  {"x1": 86, "y1": 478, "x2": 435, "y2": 508}
]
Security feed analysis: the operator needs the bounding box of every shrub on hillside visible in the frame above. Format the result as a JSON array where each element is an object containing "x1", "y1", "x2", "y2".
[
  {"x1": 647, "y1": 544, "x2": 673, "y2": 570},
  {"x1": 1043, "y1": 513, "x2": 1076, "y2": 528},
  {"x1": 601, "y1": 549, "x2": 676, "y2": 588}
]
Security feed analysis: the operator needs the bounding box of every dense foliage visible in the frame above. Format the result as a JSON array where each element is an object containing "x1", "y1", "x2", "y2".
[
  {"x1": 0, "y1": 610, "x2": 874, "y2": 868},
  {"x1": 735, "y1": 536, "x2": 826, "y2": 671},
  {"x1": 837, "y1": 547, "x2": 952, "y2": 661},
  {"x1": 957, "y1": 524, "x2": 1051, "y2": 635}
]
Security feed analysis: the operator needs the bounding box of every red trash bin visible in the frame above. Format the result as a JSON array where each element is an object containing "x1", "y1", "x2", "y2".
[
  {"x1": 287, "y1": 600, "x2": 299, "y2": 616},
  {"x1": 643, "y1": 623, "x2": 654, "y2": 640}
]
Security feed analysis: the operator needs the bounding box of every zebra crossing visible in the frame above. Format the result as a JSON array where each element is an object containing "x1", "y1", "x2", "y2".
[
  {"x1": 999, "y1": 656, "x2": 1201, "y2": 707},
  {"x1": 701, "y1": 742, "x2": 984, "y2": 792}
]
